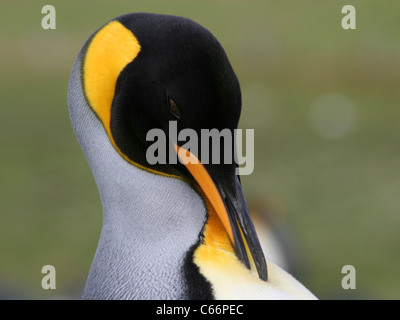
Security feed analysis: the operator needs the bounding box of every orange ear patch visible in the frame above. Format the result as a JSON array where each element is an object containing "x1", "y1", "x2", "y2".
[{"x1": 83, "y1": 20, "x2": 141, "y2": 137}]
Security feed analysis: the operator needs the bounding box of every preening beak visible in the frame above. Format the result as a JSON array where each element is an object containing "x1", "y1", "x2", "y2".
[{"x1": 175, "y1": 145, "x2": 268, "y2": 281}]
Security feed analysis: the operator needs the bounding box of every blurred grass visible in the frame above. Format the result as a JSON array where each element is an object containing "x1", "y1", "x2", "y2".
[{"x1": 1, "y1": 0, "x2": 399, "y2": 299}]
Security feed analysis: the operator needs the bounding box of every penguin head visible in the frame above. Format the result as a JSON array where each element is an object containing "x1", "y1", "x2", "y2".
[
  {"x1": 83, "y1": 13, "x2": 240, "y2": 180},
  {"x1": 70, "y1": 13, "x2": 267, "y2": 281}
]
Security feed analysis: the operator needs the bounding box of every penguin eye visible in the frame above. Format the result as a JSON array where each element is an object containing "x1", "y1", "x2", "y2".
[{"x1": 168, "y1": 98, "x2": 181, "y2": 119}]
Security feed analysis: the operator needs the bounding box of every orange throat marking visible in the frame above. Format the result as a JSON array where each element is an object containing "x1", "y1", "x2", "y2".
[{"x1": 193, "y1": 189, "x2": 237, "y2": 271}]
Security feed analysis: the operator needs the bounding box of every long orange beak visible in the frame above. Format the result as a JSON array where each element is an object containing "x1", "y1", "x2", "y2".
[{"x1": 174, "y1": 144, "x2": 268, "y2": 281}]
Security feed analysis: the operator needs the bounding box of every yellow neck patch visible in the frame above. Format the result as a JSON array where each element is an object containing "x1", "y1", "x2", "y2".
[
  {"x1": 83, "y1": 20, "x2": 141, "y2": 138},
  {"x1": 194, "y1": 193, "x2": 246, "y2": 271},
  {"x1": 194, "y1": 197, "x2": 265, "y2": 298},
  {"x1": 193, "y1": 190, "x2": 260, "y2": 294}
]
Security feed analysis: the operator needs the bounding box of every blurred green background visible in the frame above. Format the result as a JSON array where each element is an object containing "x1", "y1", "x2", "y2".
[{"x1": 1, "y1": 0, "x2": 399, "y2": 299}]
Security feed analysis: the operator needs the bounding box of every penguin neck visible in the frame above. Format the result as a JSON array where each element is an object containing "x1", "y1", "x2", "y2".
[{"x1": 83, "y1": 154, "x2": 207, "y2": 299}]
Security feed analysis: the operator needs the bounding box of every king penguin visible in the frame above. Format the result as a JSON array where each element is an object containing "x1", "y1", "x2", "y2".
[{"x1": 68, "y1": 12, "x2": 317, "y2": 300}]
